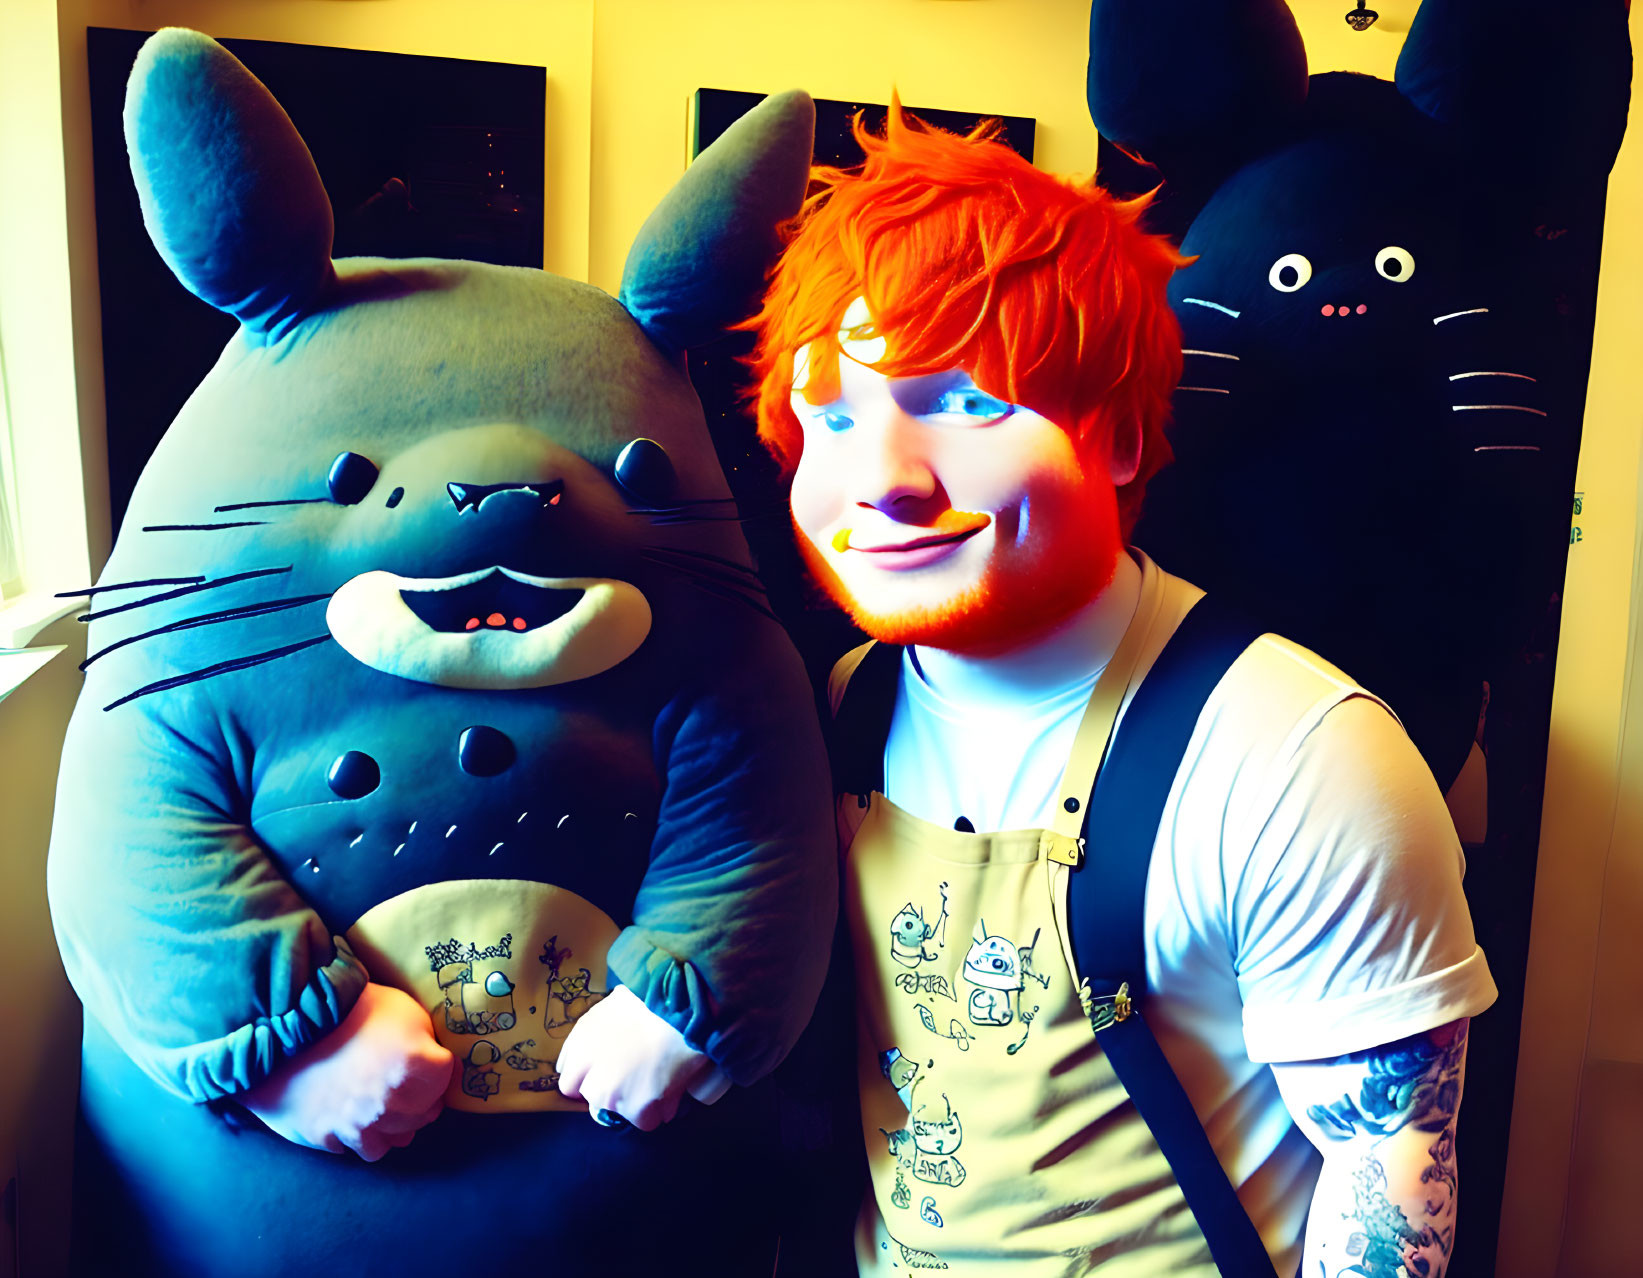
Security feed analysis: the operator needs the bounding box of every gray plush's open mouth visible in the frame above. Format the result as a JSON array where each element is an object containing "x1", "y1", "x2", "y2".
[{"x1": 400, "y1": 570, "x2": 583, "y2": 634}]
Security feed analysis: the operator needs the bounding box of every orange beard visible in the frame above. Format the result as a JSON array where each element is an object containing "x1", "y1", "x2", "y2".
[{"x1": 797, "y1": 478, "x2": 1124, "y2": 654}]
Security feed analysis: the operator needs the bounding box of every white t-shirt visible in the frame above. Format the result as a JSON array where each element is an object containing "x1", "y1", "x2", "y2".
[{"x1": 870, "y1": 550, "x2": 1497, "y2": 1269}]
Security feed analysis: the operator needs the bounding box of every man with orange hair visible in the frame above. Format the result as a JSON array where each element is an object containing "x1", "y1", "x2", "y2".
[{"x1": 748, "y1": 105, "x2": 1495, "y2": 1277}]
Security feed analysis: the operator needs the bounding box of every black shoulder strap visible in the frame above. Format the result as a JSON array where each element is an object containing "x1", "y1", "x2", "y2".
[
  {"x1": 1068, "y1": 593, "x2": 1278, "y2": 1278},
  {"x1": 1074, "y1": 593, "x2": 1264, "y2": 995},
  {"x1": 828, "y1": 641, "x2": 904, "y2": 797}
]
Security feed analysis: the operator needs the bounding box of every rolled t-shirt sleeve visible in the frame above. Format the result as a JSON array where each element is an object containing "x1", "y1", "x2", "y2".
[{"x1": 1230, "y1": 694, "x2": 1497, "y2": 1063}]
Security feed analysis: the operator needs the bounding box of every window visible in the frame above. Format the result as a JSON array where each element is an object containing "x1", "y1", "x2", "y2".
[{"x1": 0, "y1": 335, "x2": 20, "y2": 601}]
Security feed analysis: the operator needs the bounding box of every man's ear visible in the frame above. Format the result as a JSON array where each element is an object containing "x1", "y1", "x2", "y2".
[{"x1": 1106, "y1": 417, "x2": 1143, "y2": 487}]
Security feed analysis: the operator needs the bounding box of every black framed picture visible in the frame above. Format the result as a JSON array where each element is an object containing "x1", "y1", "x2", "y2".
[
  {"x1": 88, "y1": 28, "x2": 546, "y2": 528},
  {"x1": 691, "y1": 88, "x2": 1035, "y2": 166}
]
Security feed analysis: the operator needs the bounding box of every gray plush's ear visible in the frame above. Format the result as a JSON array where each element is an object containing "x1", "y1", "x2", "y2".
[
  {"x1": 619, "y1": 90, "x2": 815, "y2": 357},
  {"x1": 125, "y1": 28, "x2": 335, "y2": 338}
]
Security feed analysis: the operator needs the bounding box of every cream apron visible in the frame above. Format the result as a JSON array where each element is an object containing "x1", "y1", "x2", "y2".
[{"x1": 838, "y1": 572, "x2": 1215, "y2": 1275}]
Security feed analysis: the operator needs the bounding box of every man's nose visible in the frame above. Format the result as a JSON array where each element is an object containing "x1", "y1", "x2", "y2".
[{"x1": 856, "y1": 412, "x2": 937, "y2": 515}]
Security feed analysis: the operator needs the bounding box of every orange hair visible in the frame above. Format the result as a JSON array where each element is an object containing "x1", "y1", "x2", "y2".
[{"x1": 744, "y1": 101, "x2": 1188, "y2": 535}]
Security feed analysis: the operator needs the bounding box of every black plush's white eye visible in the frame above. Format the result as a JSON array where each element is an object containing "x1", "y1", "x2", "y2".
[
  {"x1": 1375, "y1": 245, "x2": 1416, "y2": 282},
  {"x1": 1268, "y1": 253, "x2": 1313, "y2": 293}
]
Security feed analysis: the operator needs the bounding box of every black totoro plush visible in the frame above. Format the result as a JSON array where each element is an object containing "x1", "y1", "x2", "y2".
[{"x1": 1088, "y1": 0, "x2": 1630, "y2": 802}]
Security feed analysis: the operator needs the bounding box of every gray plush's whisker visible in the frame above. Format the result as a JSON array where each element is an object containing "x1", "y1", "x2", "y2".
[
  {"x1": 214, "y1": 497, "x2": 330, "y2": 512},
  {"x1": 639, "y1": 550, "x2": 770, "y2": 598},
  {"x1": 640, "y1": 544, "x2": 764, "y2": 582},
  {"x1": 81, "y1": 593, "x2": 332, "y2": 671},
  {"x1": 102, "y1": 634, "x2": 332, "y2": 712},
  {"x1": 142, "y1": 521, "x2": 269, "y2": 532},
  {"x1": 56, "y1": 576, "x2": 205, "y2": 598},
  {"x1": 80, "y1": 567, "x2": 296, "y2": 622},
  {"x1": 622, "y1": 495, "x2": 741, "y2": 513},
  {"x1": 675, "y1": 575, "x2": 783, "y2": 625}
]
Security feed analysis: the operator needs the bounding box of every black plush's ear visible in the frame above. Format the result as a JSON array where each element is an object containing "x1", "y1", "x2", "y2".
[
  {"x1": 1087, "y1": 0, "x2": 1308, "y2": 190},
  {"x1": 1397, "y1": 0, "x2": 1631, "y2": 186},
  {"x1": 125, "y1": 28, "x2": 335, "y2": 338},
  {"x1": 619, "y1": 90, "x2": 815, "y2": 358}
]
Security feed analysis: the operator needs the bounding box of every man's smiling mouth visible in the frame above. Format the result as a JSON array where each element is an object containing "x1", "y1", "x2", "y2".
[
  {"x1": 847, "y1": 513, "x2": 992, "y2": 555},
  {"x1": 857, "y1": 527, "x2": 983, "y2": 554}
]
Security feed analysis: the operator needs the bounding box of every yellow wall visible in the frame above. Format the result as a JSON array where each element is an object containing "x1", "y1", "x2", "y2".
[
  {"x1": 582, "y1": 0, "x2": 1410, "y2": 294},
  {"x1": 1499, "y1": 5, "x2": 1643, "y2": 1272},
  {"x1": 584, "y1": 0, "x2": 1102, "y2": 293}
]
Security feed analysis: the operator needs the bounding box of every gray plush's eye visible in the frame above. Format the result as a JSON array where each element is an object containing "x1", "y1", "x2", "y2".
[
  {"x1": 327, "y1": 451, "x2": 379, "y2": 505},
  {"x1": 615, "y1": 438, "x2": 676, "y2": 505}
]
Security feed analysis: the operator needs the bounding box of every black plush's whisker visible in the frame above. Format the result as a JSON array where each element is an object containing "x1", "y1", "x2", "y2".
[
  {"x1": 102, "y1": 634, "x2": 333, "y2": 712},
  {"x1": 1448, "y1": 371, "x2": 1536, "y2": 383},
  {"x1": 640, "y1": 544, "x2": 764, "y2": 582},
  {"x1": 675, "y1": 575, "x2": 784, "y2": 626},
  {"x1": 1474, "y1": 445, "x2": 1542, "y2": 452},
  {"x1": 1177, "y1": 386, "x2": 1231, "y2": 394},
  {"x1": 1431, "y1": 307, "x2": 1489, "y2": 325},
  {"x1": 56, "y1": 576, "x2": 205, "y2": 599},
  {"x1": 81, "y1": 593, "x2": 332, "y2": 671},
  {"x1": 1179, "y1": 298, "x2": 1241, "y2": 319},
  {"x1": 1451, "y1": 404, "x2": 1548, "y2": 417},
  {"x1": 215, "y1": 497, "x2": 330, "y2": 512},
  {"x1": 1181, "y1": 349, "x2": 1241, "y2": 361},
  {"x1": 142, "y1": 521, "x2": 268, "y2": 532},
  {"x1": 639, "y1": 551, "x2": 771, "y2": 598},
  {"x1": 81, "y1": 567, "x2": 295, "y2": 622}
]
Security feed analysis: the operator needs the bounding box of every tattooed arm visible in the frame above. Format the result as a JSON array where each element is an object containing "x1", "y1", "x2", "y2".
[{"x1": 1271, "y1": 1019, "x2": 1469, "y2": 1278}]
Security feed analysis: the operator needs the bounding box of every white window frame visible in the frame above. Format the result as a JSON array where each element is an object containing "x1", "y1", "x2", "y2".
[
  {"x1": 0, "y1": 335, "x2": 21, "y2": 601},
  {"x1": 0, "y1": 1, "x2": 101, "y2": 651}
]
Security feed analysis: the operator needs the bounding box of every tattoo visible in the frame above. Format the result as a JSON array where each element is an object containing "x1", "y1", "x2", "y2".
[
  {"x1": 1419, "y1": 1126, "x2": 1457, "y2": 1252},
  {"x1": 1313, "y1": 1025, "x2": 1467, "y2": 1278},
  {"x1": 1341, "y1": 1159, "x2": 1426, "y2": 1277},
  {"x1": 1308, "y1": 1022, "x2": 1467, "y2": 1140},
  {"x1": 1334, "y1": 1146, "x2": 1456, "y2": 1278}
]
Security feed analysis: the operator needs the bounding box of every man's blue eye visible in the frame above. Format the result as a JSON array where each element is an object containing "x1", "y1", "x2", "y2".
[
  {"x1": 930, "y1": 388, "x2": 1013, "y2": 420},
  {"x1": 823, "y1": 411, "x2": 855, "y2": 432}
]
